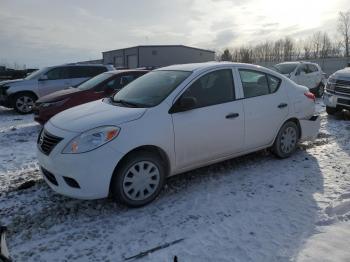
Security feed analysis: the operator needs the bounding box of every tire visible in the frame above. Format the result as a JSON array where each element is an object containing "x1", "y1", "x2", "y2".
[
  {"x1": 326, "y1": 106, "x2": 339, "y2": 115},
  {"x1": 12, "y1": 92, "x2": 37, "y2": 114},
  {"x1": 273, "y1": 121, "x2": 299, "y2": 159},
  {"x1": 316, "y1": 83, "x2": 324, "y2": 98},
  {"x1": 111, "y1": 151, "x2": 166, "y2": 207}
]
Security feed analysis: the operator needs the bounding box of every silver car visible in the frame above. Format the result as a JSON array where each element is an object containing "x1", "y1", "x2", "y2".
[{"x1": 0, "y1": 64, "x2": 114, "y2": 114}]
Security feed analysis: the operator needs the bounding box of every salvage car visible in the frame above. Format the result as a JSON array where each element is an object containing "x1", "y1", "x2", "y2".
[
  {"x1": 37, "y1": 62, "x2": 320, "y2": 207},
  {"x1": 323, "y1": 66, "x2": 350, "y2": 115},
  {"x1": 34, "y1": 70, "x2": 148, "y2": 125},
  {"x1": 273, "y1": 61, "x2": 326, "y2": 97},
  {"x1": 0, "y1": 64, "x2": 114, "y2": 114}
]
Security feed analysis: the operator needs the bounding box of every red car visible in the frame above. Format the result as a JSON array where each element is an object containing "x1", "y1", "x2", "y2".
[{"x1": 34, "y1": 70, "x2": 148, "y2": 124}]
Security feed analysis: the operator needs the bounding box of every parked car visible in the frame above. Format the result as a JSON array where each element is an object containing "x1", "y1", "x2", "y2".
[
  {"x1": 0, "y1": 64, "x2": 114, "y2": 114},
  {"x1": 323, "y1": 66, "x2": 350, "y2": 115},
  {"x1": 37, "y1": 62, "x2": 320, "y2": 207},
  {"x1": 273, "y1": 61, "x2": 326, "y2": 97},
  {"x1": 34, "y1": 70, "x2": 148, "y2": 125}
]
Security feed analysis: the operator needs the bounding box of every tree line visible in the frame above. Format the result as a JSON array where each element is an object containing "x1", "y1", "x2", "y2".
[{"x1": 218, "y1": 11, "x2": 350, "y2": 63}]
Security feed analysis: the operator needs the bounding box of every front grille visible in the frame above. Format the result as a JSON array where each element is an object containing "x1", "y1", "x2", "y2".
[
  {"x1": 338, "y1": 98, "x2": 350, "y2": 106},
  {"x1": 335, "y1": 79, "x2": 350, "y2": 96},
  {"x1": 41, "y1": 167, "x2": 58, "y2": 186},
  {"x1": 38, "y1": 129, "x2": 63, "y2": 155}
]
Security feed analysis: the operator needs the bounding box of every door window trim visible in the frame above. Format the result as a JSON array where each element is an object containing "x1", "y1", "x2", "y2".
[
  {"x1": 169, "y1": 68, "x2": 237, "y2": 113},
  {"x1": 237, "y1": 68, "x2": 282, "y2": 99}
]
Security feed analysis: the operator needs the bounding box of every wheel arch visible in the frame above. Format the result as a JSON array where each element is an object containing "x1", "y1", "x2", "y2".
[
  {"x1": 274, "y1": 117, "x2": 302, "y2": 143},
  {"x1": 9, "y1": 90, "x2": 39, "y2": 106},
  {"x1": 109, "y1": 145, "x2": 171, "y2": 195}
]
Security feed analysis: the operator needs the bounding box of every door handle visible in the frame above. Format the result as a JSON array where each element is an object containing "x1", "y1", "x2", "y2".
[
  {"x1": 278, "y1": 103, "x2": 288, "y2": 109},
  {"x1": 225, "y1": 113, "x2": 239, "y2": 119}
]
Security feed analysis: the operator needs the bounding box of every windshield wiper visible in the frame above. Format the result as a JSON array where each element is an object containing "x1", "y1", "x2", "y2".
[{"x1": 113, "y1": 99, "x2": 146, "y2": 108}]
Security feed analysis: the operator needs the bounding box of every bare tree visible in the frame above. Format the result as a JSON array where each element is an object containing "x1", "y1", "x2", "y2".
[
  {"x1": 338, "y1": 11, "x2": 350, "y2": 57},
  {"x1": 283, "y1": 37, "x2": 294, "y2": 61},
  {"x1": 221, "y1": 49, "x2": 233, "y2": 61}
]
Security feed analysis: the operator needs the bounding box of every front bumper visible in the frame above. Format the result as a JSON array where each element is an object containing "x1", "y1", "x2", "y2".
[
  {"x1": 323, "y1": 91, "x2": 350, "y2": 109},
  {"x1": 37, "y1": 122, "x2": 124, "y2": 199}
]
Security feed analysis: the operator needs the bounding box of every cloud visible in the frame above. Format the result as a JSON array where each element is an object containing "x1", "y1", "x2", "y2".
[{"x1": 0, "y1": 0, "x2": 348, "y2": 67}]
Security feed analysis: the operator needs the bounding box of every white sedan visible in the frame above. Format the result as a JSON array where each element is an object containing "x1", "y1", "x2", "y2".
[{"x1": 37, "y1": 62, "x2": 320, "y2": 207}]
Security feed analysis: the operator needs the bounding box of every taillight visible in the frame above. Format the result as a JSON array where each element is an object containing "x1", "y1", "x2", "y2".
[{"x1": 304, "y1": 92, "x2": 316, "y2": 102}]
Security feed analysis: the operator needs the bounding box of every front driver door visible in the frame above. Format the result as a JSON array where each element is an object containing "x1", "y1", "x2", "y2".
[{"x1": 171, "y1": 68, "x2": 244, "y2": 170}]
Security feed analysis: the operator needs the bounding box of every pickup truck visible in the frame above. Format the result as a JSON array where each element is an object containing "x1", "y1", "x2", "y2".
[{"x1": 323, "y1": 66, "x2": 350, "y2": 115}]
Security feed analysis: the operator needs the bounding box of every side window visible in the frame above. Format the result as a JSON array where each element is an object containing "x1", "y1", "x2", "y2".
[
  {"x1": 181, "y1": 69, "x2": 235, "y2": 108},
  {"x1": 45, "y1": 67, "x2": 70, "y2": 80},
  {"x1": 239, "y1": 70, "x2": 269, "y2": 98},
  {"x1": 88, "y1": 66, "x2": 107, "y2": 77},
  {"x1": 104, "y1": 77, "x2": 121, "y2": 90},
  {"x1": 69, "y1": 67, "x2": 86, "y2": 78},
  {"x1": 120, "y1": 75, "x2": 135, "y2": 87},
  {"x1": 307, "y1": 64, "x2": 318, "y2": 73},
  {"x1": 297, "y1": 65, "x2": 308, "y2": 74},
  {"x1": 267, "y1": 74, "x2": 281, "y2": 93}
]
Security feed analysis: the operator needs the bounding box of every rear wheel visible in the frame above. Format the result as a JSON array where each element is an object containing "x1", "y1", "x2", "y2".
[
  {"x1": 326, "y1": 106, "x2": 339, "y2": 115},
  {"x1": 111, "y1": 151, "x2": 166, "y2": 207},
  {"x1": 13, "y1": 93, "x2": 37, "y2": 114},
  {"x1": 273, "y1": 121, "x2": 299, "y2": 158}
]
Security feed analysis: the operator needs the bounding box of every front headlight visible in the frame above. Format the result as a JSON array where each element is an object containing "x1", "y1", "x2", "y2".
[
  {"x1": 326, "y1": 78, "x2": 336, "y2": 91},
  {"x1": 62, "y1": 126, "x2": 120, "y2": 154},
  {"x1": 41, "y1": 98, "x2": 68, "y2": 108}
]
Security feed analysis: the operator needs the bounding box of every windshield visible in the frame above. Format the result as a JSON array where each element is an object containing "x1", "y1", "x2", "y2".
[
  {"x1": 273, "y1": 63, "x2": 298, "y2": 74},
  {"x1": 112, "y1": 70, "x2": 191, "y2": 107},
  {"x1": 25, "y1": 67, "x2": 49, "y2": 80},
  {"x1": 78, "y1": 72, "x2": 113, "y2": 90}
]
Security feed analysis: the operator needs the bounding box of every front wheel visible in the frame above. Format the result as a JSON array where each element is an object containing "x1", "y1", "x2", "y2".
[
  {"x1": 13, "y1": 93, "x2": 36, "y2": 114},
  {"x1": 273, "y1": 121, "x2": 299, "y2": 158},
  {"x1": 111, "y1": 151, "x2": 166, "y2": 207}
]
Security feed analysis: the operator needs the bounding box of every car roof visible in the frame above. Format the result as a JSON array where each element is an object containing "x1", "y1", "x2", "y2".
[
  {"x1": 156, "y1": 62, "x2": 267, "y2": 72},
  {"x1": 105, "y1": 69, "x2": 149, "y2": 75}
]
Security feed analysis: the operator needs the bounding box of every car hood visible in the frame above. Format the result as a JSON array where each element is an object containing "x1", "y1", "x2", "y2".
[
  {"x1": 0, "y1": 79, "x2": 25, "y2": 86},
  {"x1": 37, "y1": 88, "x2": 82, "y2": 103},
  {"x1": 49, "y1": 99, "x2": 146, "y2": 132},
  {"x1": 332, "y1": 68, "x2": 350, "y2": 80}
]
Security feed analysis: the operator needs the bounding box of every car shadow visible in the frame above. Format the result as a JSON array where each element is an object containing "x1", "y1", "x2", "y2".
[{"x1": 5, "y1": 148, "x2": 324, "y2": 261}]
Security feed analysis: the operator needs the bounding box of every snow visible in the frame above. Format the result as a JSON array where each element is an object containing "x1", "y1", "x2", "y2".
[{"x1": 0, "y1": 101, "x2": 349, "y2": 262}]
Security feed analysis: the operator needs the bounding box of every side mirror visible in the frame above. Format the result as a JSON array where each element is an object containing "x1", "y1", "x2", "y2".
[
  {"x1": 104, "y1": 86, "x2": 116, "y2": 95},
  {"x1": 0, "y1": 226, "x2": 11, "y2": 262},
  {"x1": 38, "y1": 75, "x2": 48, "y2": 81},
  {"x1": 169, "y1": 96, "x2": 197, "y2": 113}
]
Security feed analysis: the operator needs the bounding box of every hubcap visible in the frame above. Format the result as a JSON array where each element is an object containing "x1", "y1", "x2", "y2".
[
  {"x1": 280, "y1": 126, "x2": 297, "y2": 154},
  {"x1": 16, "y1": 96, "x2": 34, "y2": 113},
  {"x1": 122, "y1": 161, "x2": 160, "y2": 201}
]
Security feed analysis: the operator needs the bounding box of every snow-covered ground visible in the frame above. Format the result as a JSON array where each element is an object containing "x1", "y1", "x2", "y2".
[{"x1": 0, "y1": 101, "x2": 349, "y2": 262}]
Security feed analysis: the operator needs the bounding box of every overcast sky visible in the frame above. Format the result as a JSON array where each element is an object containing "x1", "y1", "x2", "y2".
[{"x1": 0, "y1": 0, "x2": 348, "y2": 68}]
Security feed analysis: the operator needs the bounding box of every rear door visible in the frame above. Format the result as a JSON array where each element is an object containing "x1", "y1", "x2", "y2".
[
  {"x1": 171, "y1": 68, "x2": 245, "y2": 170},
  {"x1": 237, "y1": 69, "x2": 289, "y2": 150},
  {"x1": 38, "y1": 66, "x2": 71, "y2": 96}
]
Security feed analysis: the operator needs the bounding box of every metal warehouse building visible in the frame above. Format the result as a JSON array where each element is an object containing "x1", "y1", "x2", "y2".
[{"x1": 102, "y1": 45, "x2": 215, "y2": 68}]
